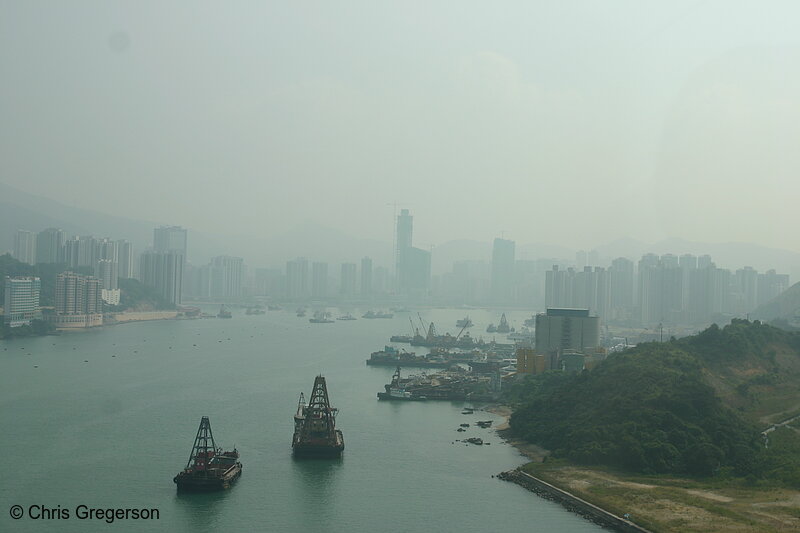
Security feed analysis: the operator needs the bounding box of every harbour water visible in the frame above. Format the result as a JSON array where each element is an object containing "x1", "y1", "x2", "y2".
[{"x1": 0, "y1": 308, "x2": 605, "y2": 532}]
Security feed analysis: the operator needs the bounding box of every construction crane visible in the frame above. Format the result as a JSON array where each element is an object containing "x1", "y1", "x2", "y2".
[
  {"x1": 409, "y1": 316, "x2": 418, "y2": 336},
  {"x1": 417, "y1": 312, "x2": 428, "y2": 333}
]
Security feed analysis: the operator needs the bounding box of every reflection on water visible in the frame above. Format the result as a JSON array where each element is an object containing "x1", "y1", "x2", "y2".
[
  {"x1": 291, "y1": 455, "x2": 344, "y2": 489},
  {"x1": 290, "y1": 456, "x2": 343, "y2": 529},
  {"x1": 174, "y1": 488, "x2": 235, "y2": 533}
]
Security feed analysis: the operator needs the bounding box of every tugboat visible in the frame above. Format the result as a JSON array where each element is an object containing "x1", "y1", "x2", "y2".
[
  {"x1": 217, "y1": 305, "x2": 232, "y2": 319},
  {"x1": 173, "y1": 417, "x2": 242, "y2": 491},
  {"x1": 292, "y1": 376, "x2": 345, "y2": 457},
  {"x1": 496, "y1": 313, "x2": 510, "y2": 333}
]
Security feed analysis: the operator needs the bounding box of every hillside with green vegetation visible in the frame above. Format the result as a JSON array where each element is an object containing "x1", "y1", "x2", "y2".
[{"x1": 506, "y1": 320, "x2": 800, "y2": 486}]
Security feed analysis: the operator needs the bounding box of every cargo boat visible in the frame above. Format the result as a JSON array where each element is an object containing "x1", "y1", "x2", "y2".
[
  {"x1": 292, "y1": 376, "x2": 345, "y2": 458},
  {"x1": 377, "y1": 367, "x2": 427, "y2": 401},
  {"x1": 456, "y1": 316, "x2": 473, "y2": 328},
  {"x1": 173, "y1": 417, "x2": 241, "y2": 491},
  {"x1": 366, "y1": 346, "x2": 450, "y2": 368}
]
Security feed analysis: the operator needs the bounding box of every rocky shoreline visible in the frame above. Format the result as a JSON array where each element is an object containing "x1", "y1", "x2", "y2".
[{"x1": 497, "y1": 469, "x2": 652, "y2": 533}]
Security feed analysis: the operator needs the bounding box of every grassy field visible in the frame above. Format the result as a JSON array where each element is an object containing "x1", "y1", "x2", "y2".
[{"x1": 520, "y1": 460, "x2": 800, "y2": 532}]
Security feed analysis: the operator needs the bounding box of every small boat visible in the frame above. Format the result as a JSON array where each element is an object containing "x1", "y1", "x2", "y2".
[
  {"x1": 217, "y1": 305, "x2": 232, "y2": 319},
  {"x1": 173, "y1": 417, "x2": 242, "y2": 491},
  {"x1": 267, "y1": 304, "x2": 283, "y2": 311},
  {"x1": 337, "y1": 313, "x2": 357, "y2": 321},
  {"x1": 296, "y1": 307, "x2": 306, "y2": 317},
  {"x1": 456, "y1": 316, "x2": 473, "y2": 328},
  {"x1": 309, "y1": 311, "x2": 334, "y2": 323}
]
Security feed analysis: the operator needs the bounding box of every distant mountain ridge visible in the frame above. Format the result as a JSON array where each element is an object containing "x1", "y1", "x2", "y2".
[{"x1": 751, "y1": 282, "x2": 800, "y2": 322}]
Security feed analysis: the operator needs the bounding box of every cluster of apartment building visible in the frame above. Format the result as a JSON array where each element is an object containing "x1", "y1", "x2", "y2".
[{"x1": 545, "y1": 254, "x2": 789, "y2": 327}]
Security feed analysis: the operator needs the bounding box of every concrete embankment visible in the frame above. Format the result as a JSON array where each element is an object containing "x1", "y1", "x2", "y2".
[
  {"x1": 498, "y1": 469, "x2": 652, "y2": 533},
  {"x1": 110, "y1": 311, "x2": 179, "y2": 323}
]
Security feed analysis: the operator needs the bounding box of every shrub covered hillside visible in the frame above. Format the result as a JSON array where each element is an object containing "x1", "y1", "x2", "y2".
[{"x1": 507, "y1": 320, "x2": 800, "y2": 481}]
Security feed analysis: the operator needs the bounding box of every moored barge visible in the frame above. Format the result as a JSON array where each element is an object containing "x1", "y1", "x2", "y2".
[{"x1": 173, "y1": 416, "x2": 242, "y2": 491}]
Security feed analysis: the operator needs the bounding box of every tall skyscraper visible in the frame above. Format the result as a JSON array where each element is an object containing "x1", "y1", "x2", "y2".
[
  {"x1": 360, "y1": 256, "x2": 373, "y2": 296},
  {"x1": 3, "y1": 276, "x2": 41, "y2": 327},
  {"x1": 340, "y1": 263, "x2": 357, "y2": 297},
  {"x1": 152, "y1": 226, "x2": 186, "y2": 301},
  {"x1": 117, "y1": 240, "x2": 134, "y2": 279},
  {"x1": 94, "y1": 238, "x2": 118, "y2": 291},
  {"x1": 209, "y1": 255, "x2": 244, "y2": 298},
  {"x1": 286, "y1": 257, "x2": 310, "y2": 299},
  {"x1": 13, "y1": 230, "x2": 36, "y2": 265},
  {"x1": 311, "y1": 262, "x2": 328, "y2": 299},
  {"x1": 396, "y1": 209, "x2": 413, "y2": 260},
  {"x1": 395, "y1": 209, "x2": 430, "y2": 294},
  {"x1": 154, "y1": 226, "x2": 187, "y2": 255},
  {"x1": 35, "y1": 228, "x2": 65, "y2": 264},
  {"x1": 96, "y1": 260, "x2": 118, "y2": 290},
  {"x1": 373, "y1": 266, "x2": 388, "y2": 294},
  {"x1": 139, "y1": 251, "x2": 184, "y2": 306},
  {"x1": 491, "y1": 238, "x2": 515, "y2": 303},
  {"x1": 609, "y1": 257, "x2": 634, "y2": 319}
]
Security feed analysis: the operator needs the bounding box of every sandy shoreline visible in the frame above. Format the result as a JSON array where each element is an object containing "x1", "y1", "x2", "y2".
[{"x1": 483, "y1": 403, "x2": 550, "y2": 462}]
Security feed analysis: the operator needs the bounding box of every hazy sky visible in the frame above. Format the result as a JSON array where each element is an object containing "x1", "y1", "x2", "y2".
[{"x1": 2, "y1": 1, "x2": 800, "y2": 251}]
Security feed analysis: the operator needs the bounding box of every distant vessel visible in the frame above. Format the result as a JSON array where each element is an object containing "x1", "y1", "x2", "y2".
[
  {"x1": 456, "y1": 316, "x2": 473, "y2": 328},
  {"x1": 296, "y1": 307, "x2": 306, "y2": 317},
  {"x1": 245, "y1": 306, "x2": 265, "y2": 315},
  {"x1": 267, "y1": 304, "x2": 283, "y2": 311},
  {"x1": 486, "y1": 323, "x2": 497, "y2": 333},
  {"x1": 363, "y1": 310, "x2": 394, "y2": 319},
  {"x1": 496, "y1": 313, "x2": 510, "y2": 333},
  {"x1": 217, "y1": 305, "x2": 232, "y2": 319},
  {"x1": 366, "y1": 345, "x2": 450, "y2": 368},
  {"x1": 292, "y1": 376, "x2": 345, "y2": 458},
  {"x1": 173, "y1": 416, "x2": 242, "y2": 491},
  {"x1": 309, "y1": 311, "x2": 334, "y2": 323},
  {"x1": 389, "y1": 334, "x2": 413, "y2": 343},
  {"x1": 337, "y1": 313, "x2": 357, "y2": 321}
]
